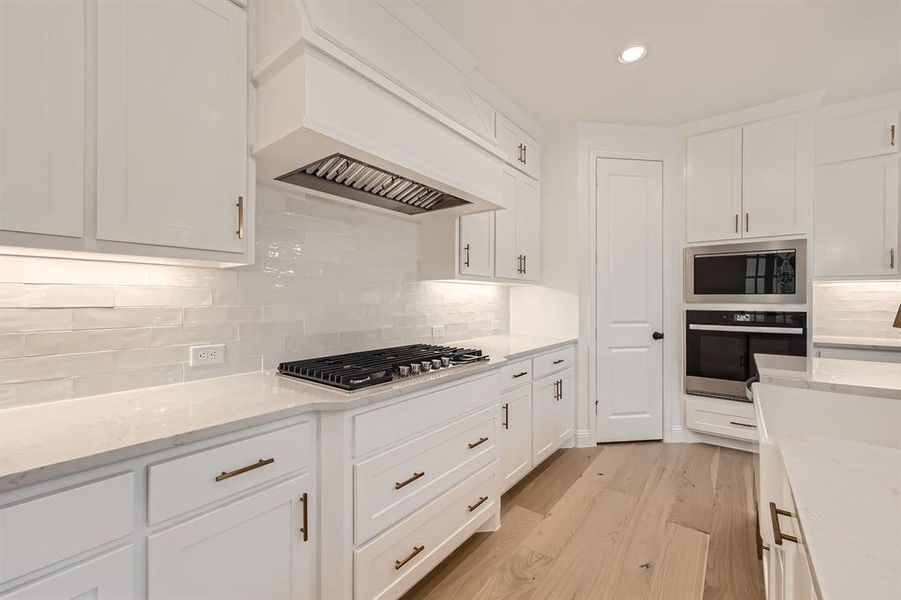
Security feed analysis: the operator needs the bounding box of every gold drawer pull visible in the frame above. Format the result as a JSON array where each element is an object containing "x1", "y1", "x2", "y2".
[
  {"x1": 215, "y1": 457, "x2": 274, "y2": 482},
  {"x1": 729, "y1": 421, "x2": 757, "y2": 428},
  {"x1": 299, "y1": 492, "x2": 309, "y2": 542},
  {"x1": 468, "y1": 436, "x2": 489, "y2": 449},
  {"x1": 468, "y1": 496, "x2": 489, "y2": 512},
  {"x1": 395, "y1": 471, "x2": 425, "y2": 490},
  {"x1": 769, "y1": 502, "x2": 799, "y2": 545},
  {"x1": 394, "y1": 545, "x2": 425, "y2": 570}
]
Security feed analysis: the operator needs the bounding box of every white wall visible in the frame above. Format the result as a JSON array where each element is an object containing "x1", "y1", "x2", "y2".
[{"x1": 0, "y1": 185, "x2": 509, "y2": 408}]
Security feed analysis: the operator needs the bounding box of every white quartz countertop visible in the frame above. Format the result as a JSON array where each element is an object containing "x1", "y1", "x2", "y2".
[
  {"x1": 0, "y1": 334, "x2": 575, "y2": 491},
  {"x1": 812, "y1": 335, "x2": 901, "y2": 351},
  {"x1": 779, "y1": 435, "x2": 901, "y2": 600},
  {"x1": 755, "y1": 353, "x2": 901, "y2": 399}
]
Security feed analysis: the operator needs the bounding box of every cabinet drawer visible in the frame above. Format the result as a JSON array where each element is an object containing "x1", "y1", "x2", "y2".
[
  {"x1": 355, "y1": 465, "x2": 497, "y2": 600},
  {"x1": 686, "y1": 405, "x2": 758, "y2": 441},
  {"x1": 499, "y1": 359, "x2": 532, "y2": 390},
  {"x1": 532, "y1": 346, "x2": 575, "y2": 379},
  {"x1": 148, "y1": 422, "x2": 312, "y2": 524},
  {"x1": 0, "y1": 474, "x2": 134, "y2": 583},
  {"x1": 353, "y1": 373, "x2": 499, "y2": 457},
  {"x1": 354, "y1": 407, "x2": 496, "y2": 545},
  {"x1": 0, "y1": 546, "x2": 134, "y2": 600}
]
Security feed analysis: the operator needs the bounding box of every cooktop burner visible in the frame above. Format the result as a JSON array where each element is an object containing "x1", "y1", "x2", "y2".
[{"x1": 277, "y1": 343, "x2": 489, "y2": 391}]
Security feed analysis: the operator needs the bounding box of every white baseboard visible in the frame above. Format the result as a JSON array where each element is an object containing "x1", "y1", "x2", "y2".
[{"x1": 573, "y1": 429, "x2": 593, "y2": 448}]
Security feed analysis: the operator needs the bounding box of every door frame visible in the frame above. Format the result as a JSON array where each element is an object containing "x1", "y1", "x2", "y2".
[{"x1": 585, "y1": 148, "x2": 683, "y2": 445}]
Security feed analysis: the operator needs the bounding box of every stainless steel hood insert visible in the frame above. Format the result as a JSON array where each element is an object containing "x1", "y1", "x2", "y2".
[{"x1": 276, "y1": 154, "x2": 472, "y2": 215}]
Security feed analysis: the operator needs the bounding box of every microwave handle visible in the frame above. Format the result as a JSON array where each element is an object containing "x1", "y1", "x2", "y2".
[{"x1": 688, "y1": 324, "x2": 804, "y2": 335}]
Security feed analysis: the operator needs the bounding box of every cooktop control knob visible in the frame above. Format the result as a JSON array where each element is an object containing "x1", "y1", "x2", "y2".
[{"x1": 431, "y1": 359, "x2": 442, "y2": 370}]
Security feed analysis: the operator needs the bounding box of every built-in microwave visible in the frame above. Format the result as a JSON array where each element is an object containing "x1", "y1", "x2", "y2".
[{"x1": 684, "y1": 239, "x2": 806, "y2": 304}]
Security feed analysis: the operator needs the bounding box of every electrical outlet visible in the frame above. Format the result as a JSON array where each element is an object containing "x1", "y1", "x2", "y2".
[
  {"x1": 432, "y1": 325, "x2": 445, "y2": 339},
  {"x1": 190, "y1": 344, "x2": 225, "y2": 367}
]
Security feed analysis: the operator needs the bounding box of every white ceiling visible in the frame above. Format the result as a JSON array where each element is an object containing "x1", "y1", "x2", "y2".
[{"x1": 416, "y1": 0, "x2": 901, "y2": 127}]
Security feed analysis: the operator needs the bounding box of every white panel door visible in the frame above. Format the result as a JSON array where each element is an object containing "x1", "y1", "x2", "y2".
[
  {"x1": 96, "y1": 0, "x2": 247, "y2": 253},
  {"x1": 686, "y1": 127, "x2": 742, "y2": 242},
  {"x1": 595, "y1": 158, "x2": 663, "y2": 442},
  {"x1": 516, "y1": 176, "x2": 540, "y2": 281},
  {"x1": 814, "y1": 155, "x2": 899, "y2": 277},
  {"x1": 0, "y1": 0, "x2": 84, "y2": 237},
  {"x1": 499, "y1": 386, "x2": 532, "y2": 491},
  {"x1": 742, "y1": 114, "x2": 812, "y2": 238},
  {"x1": 531, "y1": 376, "x2": 558, "y2": 465},
  {"x1": 459, "y1": 212, "x2": 493, "y2": 277},
  {"x1": 494, "y1": 170, "x2": 519, "y2": 279},
  {"x1": 148, "y1": 474, "x2": 316, "y2": 600},
  {"x1": 0, "y1": 547, "x2": 133, "y2": 600}
]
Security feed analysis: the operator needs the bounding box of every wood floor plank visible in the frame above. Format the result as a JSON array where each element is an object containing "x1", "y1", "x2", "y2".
[
  {"x1": 668, "y1": 443, "x2": 721, "y2": 534},
  {"x1": 648, "y1": 523, "x2": 710, "y2": 600},
  {"x1": 602, "y1": 441, "x2": 665, "y2": 497},
  {"x1": 505, "y1": 446, "x2": 602, "y2": 516},
  {"x1": 703, "y1": 447, "x2": 766, "y2": 600}
]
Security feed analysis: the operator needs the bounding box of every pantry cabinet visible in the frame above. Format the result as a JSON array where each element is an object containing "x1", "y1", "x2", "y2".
[
  {"x1": 496, "y1": 113, "x2": 540, "y2": 180},
  {"x1": 495, "y1": 170, "x2": 540, "y2": 281},
  {"x1": 0, "y1": 0, "x2": 85, "y2": 238},
  {"x1": 686, "y1": 114, "x2": 813, "y2": 242},
  {"x1": 814, "y1": 154, "x2": 899, "y2": 278},
  {"x1": 459, "y1": 212, "x2": 494, "y2": 277},
  {"x1": 499, "y1": 386, "x2": 532, "y2": 492}
]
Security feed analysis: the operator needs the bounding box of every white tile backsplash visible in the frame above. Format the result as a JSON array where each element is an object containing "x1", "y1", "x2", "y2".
[
  {"x1": 813, "y1": 281, "x2": 901, "y2": 340},
  {"x1": 0, "y1": 185, "x2": 509, "y2": 408}
]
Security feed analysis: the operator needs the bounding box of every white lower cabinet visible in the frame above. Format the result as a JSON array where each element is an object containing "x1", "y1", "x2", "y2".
[
  {"x1": 148, "y1": 472, "x2": 317, "y2": 600},
  {"x1": 0, "y1": 546, "x2": 134, "y2": 600},
  {"x1": 532, "y1": 367, "x2": 575, "y2": 465},
  {"x1": 499, "y1": 386, "x2": 532, "y2": 492}
]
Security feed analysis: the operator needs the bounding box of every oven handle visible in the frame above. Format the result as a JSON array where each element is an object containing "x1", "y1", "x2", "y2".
[{"x1": 688, "y1": 324, "x2": 804, "y2": 335}]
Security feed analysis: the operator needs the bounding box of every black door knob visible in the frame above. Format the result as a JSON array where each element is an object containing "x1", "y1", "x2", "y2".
[{"x1": 652, "y1": 331, "x2": 664, "y2": 340}]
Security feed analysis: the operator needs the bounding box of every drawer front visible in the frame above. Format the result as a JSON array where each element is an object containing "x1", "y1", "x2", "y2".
[
  {"x1": 0, "y1": 474, "x2": 134, "y2": 584},
  {"x1": 532, "y1": 346, "x2": 575, "y2": 379},
  {"x1": 499, "y1": 359, "x2": 532, "y2": 390},
  {"x1": 686, "y1": 406, "x2": 758, "y2": 441},
  {"x1": 355, "y1": 465, "x2": 497, "y2": 600},
  {"x1": 353, "y1": 373, "x2": 499, "y2": 457},
  {"x1": 0, "y1": 546, "x2": 134, "y2": 600},
  {"x1": 354, "y1": 407, "x2": 497, "y2": 544},
  {"x1": 148, "y1": 421, "x2": 311, "y2": 524}
]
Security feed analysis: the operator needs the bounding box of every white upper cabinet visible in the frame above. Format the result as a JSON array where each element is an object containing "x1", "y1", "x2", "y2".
[
  {"x1": 742, "y1": 114, "x2": 812, "y2": 238},
  {"x1": 495, "y1": 169, "x2": 540, "y2": 281},
  {"x1": 496, "y1": 113, "x2": 540, "y2": 180},
  {"x1": 816, "y1": 108, "x2": 899, "y2": 165},
  {"x1": 0, "y1": 0, "x2": 85, "y2": 238},
  {"x1": 814, "y1": 155, "x2": 899, "y2": 278},
  {"x1": 459, "y1": 212, "x2": 493, "y2": 277},
  {"x1": 686, "y1": 113, "x2": 812, "y2": 242},
  {"x1": 686, "y1": 127, "x2": 742, "y2": 242},
  {"x1": 96, "y1": 0, "x2": 248, "y2": 254},
  {"x1": 494, "y1": 171, "x2": 519, "y2": 280}
]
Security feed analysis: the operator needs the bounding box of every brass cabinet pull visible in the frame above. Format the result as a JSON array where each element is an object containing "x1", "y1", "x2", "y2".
[
  {"x1": 734, "y1": 213, "x2": 739, "y2": 233},
  {"x1": 522, "y1": 254, "x2": 527, "y2": 274},
  {"x1": 745, "y1": 212, "x2": 749, "y2": 233},
  {"x1": 468, "y1": 436, "x2": 489, "y2": 449},
  {"x1": 395, "y1": 545, "x2": 425, "y2": 570},
  {"x1": 215, "y1": 457, "x2": 274, "y2": 482},
  {"x1": 502, "y1": 403, "x2": 509, "y2": 429},
  {"x1": 299, "y1": 492, "x2": 309, "y2": 542},
  {"x1": 891, "y1": 248, "x2": 896, "y2": 269},
  {"x1": 769, "y1": 501, "x2": 799, "y2": 545},
  {"x1": 395, "y1": 471, "x2": 425, "y2": 490},
  {"x1": 464, "y1": 243, "x2": 471, "y2": 268},
  {"x1": 522, "y1": 144, "x2": 527, "y2": 164},
  {"x1": 891, "y1": 124, "x2": 896, "y2": 146},
  {"x1": 729, "y1": 421, "x2": 757, "y2": 428},
  {"x1": 512, "y1": 371, "x2": 528, "y2": 378},
  {"x1": 236, "y1": 196, "x2": 245, "y2": 239},
  {"x1": 468, "y1": 496, "x2": 489, "y2": 512}
]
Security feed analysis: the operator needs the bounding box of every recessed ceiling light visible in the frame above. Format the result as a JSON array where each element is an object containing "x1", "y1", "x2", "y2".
[{"x1": 618, "y1": 45, "x2": 647, "y2": 64}]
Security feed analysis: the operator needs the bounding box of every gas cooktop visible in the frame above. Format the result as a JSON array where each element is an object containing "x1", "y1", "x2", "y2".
[{"x1": 277, "y1": 343, "x2": 489, "y2": 391}]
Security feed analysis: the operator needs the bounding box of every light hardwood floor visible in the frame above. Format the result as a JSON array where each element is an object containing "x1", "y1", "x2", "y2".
[{"x1": 401, "y1": 442, "x2": 764, "y2": 600}]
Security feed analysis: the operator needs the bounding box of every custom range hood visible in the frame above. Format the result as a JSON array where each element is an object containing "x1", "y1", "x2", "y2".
[{"x1": 252, "y1": 41, "x2": 504, "y2": 217}]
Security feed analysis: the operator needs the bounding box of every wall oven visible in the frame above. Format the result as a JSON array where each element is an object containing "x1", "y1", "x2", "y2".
[
  {"x1": 685, "y1": 239, "x2": 806, "y2": 304},
  {"x1": 685, "y1": 310, "x2": 807, "y2": 402}
]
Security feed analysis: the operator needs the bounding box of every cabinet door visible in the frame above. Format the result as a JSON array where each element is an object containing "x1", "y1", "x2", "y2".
[
  {"x1": 96, "y1": 0, "x2": 248, "y2": 253},
  {"x1": 555, "y1": 370, "x2": 575, "y2": 445},
  {"x1": 0, "y1": 546, "x2": 133, "y2": 600},
  {"x1": 531, "y1": 376, "x2": 558, "y2": 465},
  {"x1": 686, "y1": 127, "x2": 743, "y2": 242},
  {"x1": 459, "y1": 212, "x2": 493, "y2": 277},
  {"x1": 0, "y1": 0, "x2": 84, "y2": 238},
  {"x1": 495, "y1": 171, "x2": 520, "y2": 279},
  {"x1": 816, "y1": 108, "x2": 899, "y2": 164},
  {"x1": 814, "y1": 155, "x2": 899, "y2": 277},
  {"x1": 495, "y1": 114, "x2": 521, "y2": 168},
  {"x1": 516, "y1": 176, "x2": 540, "y2": 281},
  {"x1": 148, "y1": 474, "x2": 316, "y2": 600},
  {"x1": 742, "y1": 115, "x2": 812, "y2": 238},
  {"x1": 499, "y1": 386, "x2": 532, "y2": 492}
]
